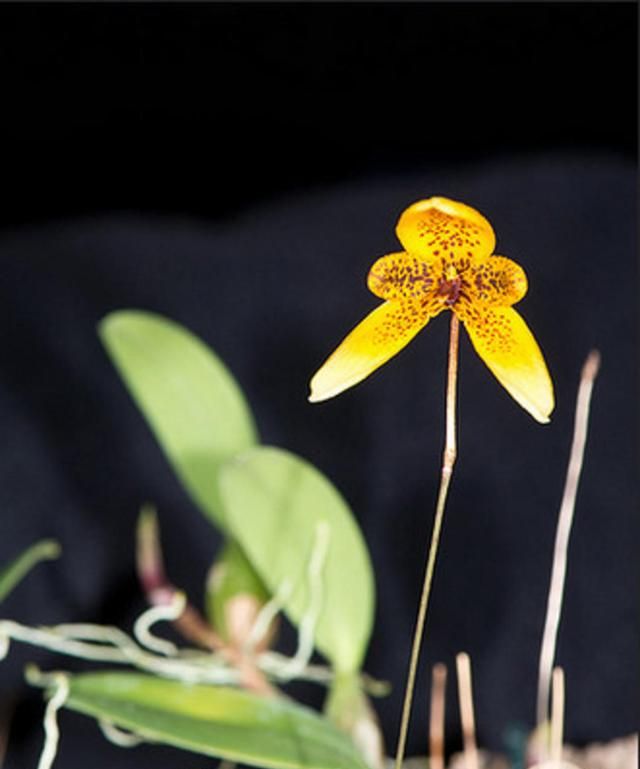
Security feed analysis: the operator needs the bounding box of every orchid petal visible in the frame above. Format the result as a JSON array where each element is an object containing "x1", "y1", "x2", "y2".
[
  {"x1": 461, "y1": 305, "x2": 554, "y2": 423},
  {"x1": 309, "y1": 299, "x2": 441, "y2": 402},
  {"x1": 367, "y1": 252, "x2": 436, "y2": 302},
  {"x1": 468, "y1": 255, "x2": 528, "y2": 307},
  {"x1": 396, "y1": 197, "x2": 495, "y2": 265}
]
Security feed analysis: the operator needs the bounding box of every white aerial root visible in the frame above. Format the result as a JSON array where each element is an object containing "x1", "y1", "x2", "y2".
[
  {"x1": 245, "y1": 578, "x2": 293, "y2": 653},
  {"x1": 0, "y1": 520, "x2": 388, "y2": 707},
  {"x1": 0, "y1": 524, "x2": 340, "y2": 690},
  {"x1": 133, "y1": 591, "x2": 186, "y2": 656},
  {"x1": 0, "y1": 527, "x2": 336, "y2": 689},
  {"x1": 0, "y1": 629, "x2": 10, "y2": 660},
  {"x1": 0, "y1": 597, "x2": 238, "y2": 687},
  {"x1": 24, "y1": 668, "x2": 69, "y2": 769},
  {"x1": 98, "y1": 720, "x2": 146, "y2": 748},
  {"x1": 0, "y1": 620, "x2": 128, "y2": 664},
  {"x1": 258, "y1": 521, "x2": 331, "y2": 682}
]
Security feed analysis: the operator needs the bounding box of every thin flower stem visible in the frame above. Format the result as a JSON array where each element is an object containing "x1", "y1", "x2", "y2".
[
  {"x1": 393, "y1": 314, "x2": 460, "y2": 769},
  {"x1": 536, "y1": 351, "x2": 600, "y2": 729}
]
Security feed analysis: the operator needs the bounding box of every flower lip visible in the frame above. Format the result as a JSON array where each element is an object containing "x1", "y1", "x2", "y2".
[{"x1": 436, "y1": 276, "x2": 463, "y2": 306}]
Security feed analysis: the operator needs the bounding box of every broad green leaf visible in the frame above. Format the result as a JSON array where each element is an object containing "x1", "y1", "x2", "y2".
[
  {"x1": 218, "y1": 447, "x2": 375, "y2": 673},
  {"x1": 99, "y1": 310, "x2": 258, "y2": 527},
  {"x1": 62, "y1": 672, "x2": 369, "y2": 769},
  {"x1": 0, "y1": 540, "x2": 60, "y2": 604}
]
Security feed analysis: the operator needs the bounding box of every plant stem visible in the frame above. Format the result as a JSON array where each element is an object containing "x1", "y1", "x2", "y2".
[
  {"x1": 456, "y1": 652, "x2": 479, "y2": 769},
  {"x1": 429, "y1": 663, "x2": 447, "y2": 769},
  {"x1": 550, "y1": 667, "x2": 565, "y2": 764},
  {"x1": 393, "y1": 314, "x2": 460, "y2": 769},
  {"x1": 536, "y1": 350, "x2": 600, "y2": 728}
]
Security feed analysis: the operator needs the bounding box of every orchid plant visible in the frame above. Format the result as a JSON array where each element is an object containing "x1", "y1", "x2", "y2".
[
  {"x1": 0, "y1": 311, "x2": 381, "y2": 769},
  {"x1": 0, "y1": 199, "x2": 622, "y2": 769},
  {"x1": 309, "y1": 197, "x2": 554, "y2": 769}
]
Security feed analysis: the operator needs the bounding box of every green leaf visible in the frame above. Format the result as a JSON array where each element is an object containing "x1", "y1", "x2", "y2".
[
  {"x1": 99, "y1": 310, "x2": 258, "y2": 527},
  {"x1": 205, "y1": 539, "x2": 273, "y2": 646},
  {"x1": 62, "y1": 672, "x2": 369, "y2": 769},
  {"x1": 218, "y1": 446, "x2": 375, "y2": 673},
  {"x1": 325, "y1": 672, "x2": 385, "y2": 769},
  {"x1": 0, "y1": 540, "x2": 60, "y2": 604}
]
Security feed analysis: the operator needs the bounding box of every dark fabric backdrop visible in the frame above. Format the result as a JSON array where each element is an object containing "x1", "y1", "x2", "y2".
[{"x1": 0, "y1": 3, "x2": 637, "y2": 768}]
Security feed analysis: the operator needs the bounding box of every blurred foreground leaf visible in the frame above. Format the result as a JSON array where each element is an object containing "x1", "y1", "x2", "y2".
[
  {"x1": 206, "y1": 539, "x2": 275, "y2": 649},
  {"x1": 219, "y1": 446, "x2": 374, "y2": 673},
  {"x1": 99, "y1": 310, "x2": 258, "y2": 526},
  {"x1": 62, "y1": 672, "x2": 369, "y2": 769},
  {"x1": 0, "y1": 540, "x2": 60, "y2": 604},
  {"x1": 325, "y1": 672, "x2": 385, "y2": 769}
]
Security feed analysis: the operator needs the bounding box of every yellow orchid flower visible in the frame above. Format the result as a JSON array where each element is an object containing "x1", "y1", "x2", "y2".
[{"x1": 309, "y1": 197, "x2": 554, "y2": 423}]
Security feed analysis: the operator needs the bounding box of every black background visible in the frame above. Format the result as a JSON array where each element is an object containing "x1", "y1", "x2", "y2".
[
  {"x1": 1, "y1": 2, "x2": 636, "y2": 226},
  {"x1": 0, "y1": 3, "x2": 637, "y2": 768}
]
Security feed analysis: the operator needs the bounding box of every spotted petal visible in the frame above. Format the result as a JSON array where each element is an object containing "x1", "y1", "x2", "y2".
[
  {"x1": 309, "y1": 300, "x2": 441, "y2": 402},
  {"x1": 468, "y1": 256, "x2": 528, "y2": 307},
  {"x1": 367, "y1": 252, "x2": 436, "y2": 301},
  {"x1": 396, "y1": 197, "x2": 496, "y2": 265},
  {"x1": 460, "y1": 305, "x2": 554, "y2": 423}
]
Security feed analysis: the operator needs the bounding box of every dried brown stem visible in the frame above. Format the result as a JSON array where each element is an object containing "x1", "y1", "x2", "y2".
[
  {"x1": 550, "y1": 667, "x2": 565, "y2": 764},
  {"x1": 456, "y1": 652, "x2": 479, "y2": 769},
  {"x1": 536, "y1": 351, "x2": 601, "y2": 728},
  {"x1": 429, "y1": 663, "x2": 447, "y2": 769}
]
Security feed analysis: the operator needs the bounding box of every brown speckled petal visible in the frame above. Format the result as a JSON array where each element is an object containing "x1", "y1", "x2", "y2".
[
  {"x1": 460, "y1": 305, "x2": 554, "y2": 423},
  {"x1": 309, "y1": 298, "x2": 445, "y2": 402},
  {"x1": 468, "y1": 255, "x2": 528, "y2": 306},
  {"x1": 396, "y1": 197, "x2": 495, "y2": 265},
  {"x1": 367, "y1": 252, "x2": 436, "y2": 301}
]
